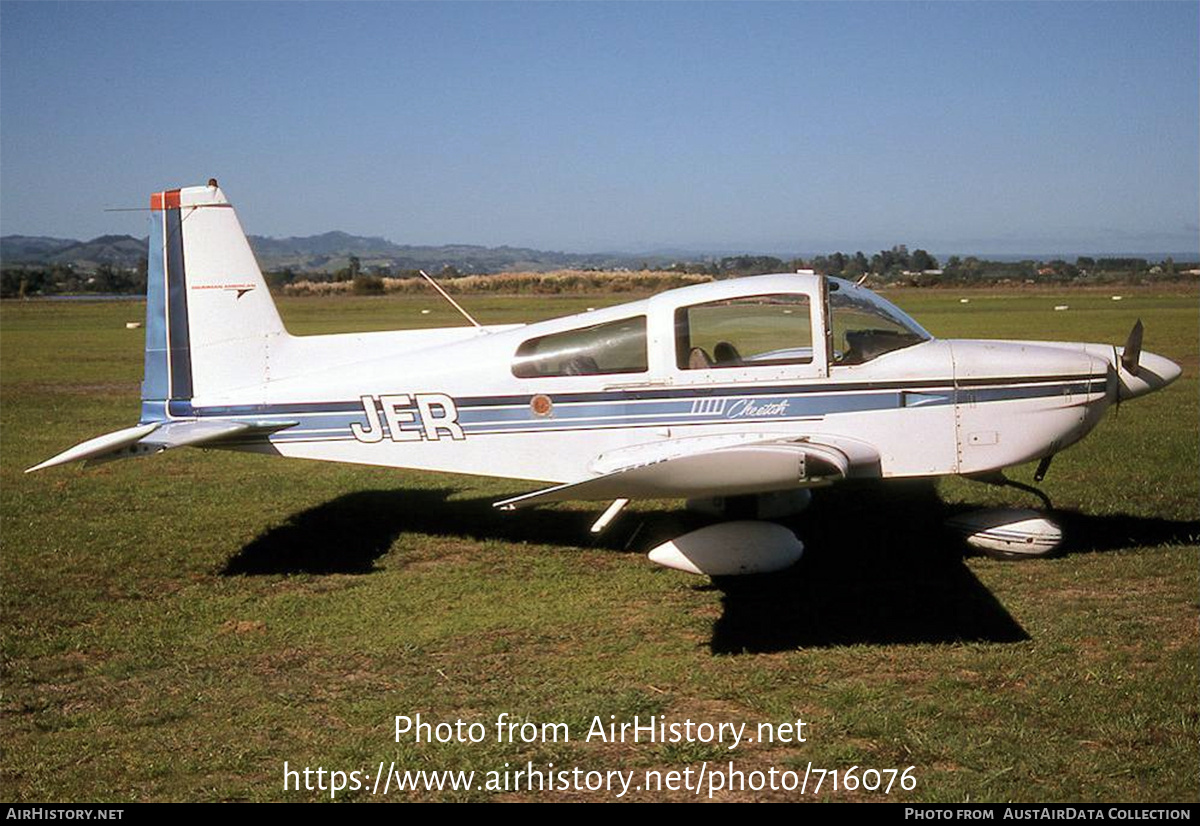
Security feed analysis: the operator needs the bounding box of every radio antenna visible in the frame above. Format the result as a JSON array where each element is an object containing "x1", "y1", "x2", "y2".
[{"x1": 418, "y1": 269, "x2": 482, "y2": 329}]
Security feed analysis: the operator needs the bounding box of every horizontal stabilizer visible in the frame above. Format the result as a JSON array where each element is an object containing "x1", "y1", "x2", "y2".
[
  {"x1": 26, "y1": 423, "x2": 162, "y2": 473},
  {"x1": 141, "y1": 419, "x2": 297, "y2": 450},
  {"x1": 27, "y1": 419, "x2": 297, "y2": 473}
]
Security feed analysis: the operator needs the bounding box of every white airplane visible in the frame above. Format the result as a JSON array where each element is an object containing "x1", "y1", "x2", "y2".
[{"x1": 29, "y1": 182, "x2": 1182, "y2": 574}]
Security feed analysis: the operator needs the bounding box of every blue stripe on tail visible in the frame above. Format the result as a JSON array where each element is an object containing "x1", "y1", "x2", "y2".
[
  {"x1": 141, "y1": 208, "x2": 168, "y2": 411},
  {"x1": 140, "y1": 201, "x2": 192, "y2": 422}
]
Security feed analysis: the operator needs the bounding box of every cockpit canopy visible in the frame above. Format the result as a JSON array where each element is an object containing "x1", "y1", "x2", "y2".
[{"x1": 509, "y1": 274, "x2": 932, "y2": 380}]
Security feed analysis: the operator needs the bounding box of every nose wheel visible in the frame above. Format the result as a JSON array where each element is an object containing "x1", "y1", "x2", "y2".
[{"x1": 953, "y1": 470, "x2": 1061, "y2": 559}]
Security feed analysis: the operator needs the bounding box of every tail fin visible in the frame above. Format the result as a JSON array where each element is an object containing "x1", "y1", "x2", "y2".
[
  {"x1": 29, "y1": 182, "x2": 299, "y2": 472},
  {"x1": 142, "y1": 181, "x2": 287, "y2": 420}
]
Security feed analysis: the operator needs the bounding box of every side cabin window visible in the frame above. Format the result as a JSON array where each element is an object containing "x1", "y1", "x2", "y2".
[
  {"x1": 675, "y1": 294, "x2": 812, "y2": 370},
  {"x1": 513, "y1": 316, "x2": 648, "y2": 378}
]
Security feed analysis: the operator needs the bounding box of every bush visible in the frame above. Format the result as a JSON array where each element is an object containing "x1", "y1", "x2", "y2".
[
  {"x1": 283, "y1": 270, "x2": 713, "y2": 297},
  {"x1": 352, "y1": 275, "x2": 385, "y2": 295}
]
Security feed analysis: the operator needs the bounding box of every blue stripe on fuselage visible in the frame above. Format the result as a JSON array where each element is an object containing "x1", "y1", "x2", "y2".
[{"x1": 146, "y1": 376, "x2": 1105, "y2": 439}]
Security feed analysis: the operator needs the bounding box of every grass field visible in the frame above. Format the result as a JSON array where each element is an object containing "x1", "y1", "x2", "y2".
[{"x1": 2, "y1": 287, "x2": 1197, "y2": 802}]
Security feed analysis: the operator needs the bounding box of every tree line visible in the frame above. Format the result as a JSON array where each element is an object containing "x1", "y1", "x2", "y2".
[
  {"x1": 1, "y1": 261, "x2": 148, "y2": 298},
  {"x1": 667, "y1": 248, "x2": 1196, "y2": 285},
  {"x1": 2, "y1": 249, "x2": 1195, "y2": 298},
  {"x1": 670, "y1": 245, "x2": 940, "y2": 280}
]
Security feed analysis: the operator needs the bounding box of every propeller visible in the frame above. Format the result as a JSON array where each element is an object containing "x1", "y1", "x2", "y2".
[
  {"x1": 1120, "y1": 319, "x2": 1143, "y2": 373},
  {"x1": 1112, "y1": 318, "x2": 1182, "y2": 402}
]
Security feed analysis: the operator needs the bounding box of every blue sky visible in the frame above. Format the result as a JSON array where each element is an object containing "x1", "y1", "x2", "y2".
[{"x1": 1, "y1": 1, "x2": 1196, "y2": 255}]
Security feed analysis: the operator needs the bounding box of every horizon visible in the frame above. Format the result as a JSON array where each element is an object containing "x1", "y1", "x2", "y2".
[{"x1": 2, "y1": 3, "x2": 1196, "y2": 255}]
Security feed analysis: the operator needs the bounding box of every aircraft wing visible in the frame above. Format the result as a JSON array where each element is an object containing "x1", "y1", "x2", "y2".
[
  {"x1": 494, "y1": 433, "x2": 880, "y2": 509},
  {"x1": 26, "y1": 419, "x2": 297, "y2": 473}
]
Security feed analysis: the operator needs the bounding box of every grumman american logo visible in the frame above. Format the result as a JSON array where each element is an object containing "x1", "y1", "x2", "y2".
[
  {"x1": 352, "y1": 394, "x2": 465, "y2": 443},
  {"x1": 191, "y1": 282, "x2": 257, "y2": 299}
]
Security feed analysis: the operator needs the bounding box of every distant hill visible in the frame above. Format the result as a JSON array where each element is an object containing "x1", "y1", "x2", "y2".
[
  {"x1": 243, "y1": 233, "x2": 670, "y2": 274},
  {"x1": 1, "y1": 231, "x2": 674, "y2": 274},
  {"x1": 248, "y1": 231, "x2": 400, "y2": 260},
  {"x1": 53, "y1": 235, "x2": 147, "y2": 270},
  {"x1": 1, "y1": 235, "x2": 82, "y2": 262},
  {"x1": 1, "y1": 234, "x2": 147, "y2": 270}
]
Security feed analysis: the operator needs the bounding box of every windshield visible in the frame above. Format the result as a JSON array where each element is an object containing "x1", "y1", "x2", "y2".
[{"x1": 827, "y1": 278, "x2": 931, "y2": 365}]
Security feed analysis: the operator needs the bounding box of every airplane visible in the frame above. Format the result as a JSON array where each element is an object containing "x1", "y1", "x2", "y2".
[{"x1": 28, "y1": 181, "x2": 1183, "y2": 574}]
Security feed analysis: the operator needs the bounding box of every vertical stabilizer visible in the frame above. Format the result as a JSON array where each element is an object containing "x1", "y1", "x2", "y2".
[{"x1": 142, "y1": 182, "x2": 288, "y2": 420}]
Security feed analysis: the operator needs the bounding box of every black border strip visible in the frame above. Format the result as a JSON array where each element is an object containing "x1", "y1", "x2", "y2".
[{"x1": 165, "y1": 206, "x2": 193, "y2": 400}]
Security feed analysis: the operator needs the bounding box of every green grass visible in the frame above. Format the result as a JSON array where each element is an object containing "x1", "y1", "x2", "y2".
[{"x1": 1, "y1": 288, "x2": 1196, "y2": 802}]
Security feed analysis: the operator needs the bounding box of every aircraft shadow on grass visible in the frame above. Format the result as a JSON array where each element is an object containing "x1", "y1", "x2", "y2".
[{"x1": 221, "y1": 481, "x2": 1198, "y2": 653}]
